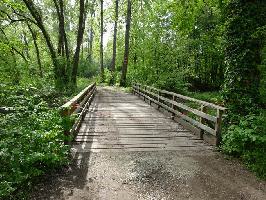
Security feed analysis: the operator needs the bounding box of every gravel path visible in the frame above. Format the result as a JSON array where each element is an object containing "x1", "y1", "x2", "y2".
[{"x1": 31, "y1": 151, "x2": 266, "y2": 200}]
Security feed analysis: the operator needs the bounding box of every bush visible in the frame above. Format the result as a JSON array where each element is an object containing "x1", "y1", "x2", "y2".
[
  {"x1": 222, "y1": 113, "x2": 266, "y2": 179},
  {"x1": 103, "y1": 68, "x2": 113, "y2": 85},
  {"x1": 0, "y1": 84, "x2": 70, "y2": 199}
]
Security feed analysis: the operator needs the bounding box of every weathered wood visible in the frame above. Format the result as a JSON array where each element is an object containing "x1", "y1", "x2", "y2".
[
  {"x1": 133, "y1": 88, "x2": 216, "y2": 135},
  {"x1": 199, "y1": 105, "x2": 207, "y2": 139},
  {"x1": 61, "y1": 82, "x2": 96, "y2": 114},
  {"x1": 73, "y1": 87, "x2": 212, "y2": 152},
  {"x1": 132, "y1": 83, "x2": 226, "y2": 146},
  {"x1": 133, "y1": 83, "x2": 226, "y2": 110},
  {"x1": 157, "y1": 94, "x2": 217, "y2": 122},
  {"x1": 215, "y1": 109, "x2": 223, "y2": 146},
  {"x1": 60, "y1": 82, "x2": 96, "y2": 136}
]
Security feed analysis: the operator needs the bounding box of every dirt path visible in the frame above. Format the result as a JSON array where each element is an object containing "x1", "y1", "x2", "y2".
[{"x1": 31, "y1": 87, "x2": 266, "y2": 200}]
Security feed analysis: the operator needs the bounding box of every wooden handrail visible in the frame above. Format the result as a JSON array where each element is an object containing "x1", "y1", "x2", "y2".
[
  {"x1": 132, "y1": 83, "x2": 226, "y2": 146},
  {"x1": 61, "y1": 82, "x2": 96, "y2": 135},
  {"x1": 134, "y1": 83, "x2": 226, "y2": 111}
]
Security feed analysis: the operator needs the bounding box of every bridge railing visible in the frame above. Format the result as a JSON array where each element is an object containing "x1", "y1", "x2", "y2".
[
  {"x1": 132, "y1": 83, "x2": 226, "y2": 146},
  {"x1": 61, "y1": 82, "x2": 96, "y2": 136}
]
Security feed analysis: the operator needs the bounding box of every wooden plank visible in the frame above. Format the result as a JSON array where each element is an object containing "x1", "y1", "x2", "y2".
[
  {"x1": 75, "y1": 135, "x2": 194, "y2": 138},
  {"x1": 74, "y1": 137, "x2": 195, "y2": 141},
  {"x1": 71, "y1": 145, "x2": 211, "y2": 152},
  {"x1": 159, "y1": 95, "x2": 217, "y2": 122}
]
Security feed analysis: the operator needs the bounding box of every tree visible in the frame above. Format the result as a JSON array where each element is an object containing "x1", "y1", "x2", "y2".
[
  {"x1": 100, "y1": 0, "x2": 104, "y2": 82},
  {"x1": 110, "y1": 0, "x2": 119, "y2": 85},
  {"x1": 53, "y1": 0, "x2": 70, "y2": 66},
  {"x1": 72, "y1": 0, "x2": 88, "y2": 86},
  {"x1": 22, "y1": 0, "x2": 59, "y2": 85},
  {"x1": 87, "y1": 0, "x2": 96, "y2": 63},
  {"x1": 21, "y1": 0, "x2": 89, "y2": 89},
  {"x1": 120, "y1": 0, "x2": 132, "y2": 87}
]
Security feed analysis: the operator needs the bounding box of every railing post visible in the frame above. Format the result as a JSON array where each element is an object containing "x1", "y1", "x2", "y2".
[
  {"x1": 148, "y1": 87, "x2": 151, "y2": 105},
  {"x1": 171, "y1": 95, "x2": 175, "y2": 119},
  {"x1": 199, "y1": 105, "x2": 207, "y2": 139},
  {"x1": 157, "y1": 90, "x2": 161, "y2": 109},
  {"x1": 143, "y1": 85, "x2": 146, "y2": 101},
  {"x1": 132, "y1": 83, "x2": 135, "y2": 95},
  {"x1": 215, "y1": 109, "x2": 223, "y2": 146}
]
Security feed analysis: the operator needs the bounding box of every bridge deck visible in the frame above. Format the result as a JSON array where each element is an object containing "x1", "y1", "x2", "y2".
[{"x1": 73, "y1": 87, "x2": 211, "y2": 152}]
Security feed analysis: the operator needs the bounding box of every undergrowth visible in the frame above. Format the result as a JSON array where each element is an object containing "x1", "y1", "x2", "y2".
[
  {"x1": 0, "y1": 78, "x2": 91, "y2": 199},
  {"x1": 222, "y1": 111, "x2": 266, "y2": 179}
]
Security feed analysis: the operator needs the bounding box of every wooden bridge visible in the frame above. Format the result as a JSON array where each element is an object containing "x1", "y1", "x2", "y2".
[
  {"x1": 38, "y1": 83, "x2": 266, "y2": 200},
  {"x1": 61, "y1": 83, "x2": 226, "y2": 152}
]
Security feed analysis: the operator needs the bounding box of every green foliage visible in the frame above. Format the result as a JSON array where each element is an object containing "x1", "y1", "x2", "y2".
[
  {"x1": 78, "y1": 58, "x2": 99, "y2": 79},
  {"x1": 187, "y1": 91, "x2": 223, "y2": 105},
  {"x1": 76, "y1": 77, "x2": 93, "y2": 93},
  {"x1": 223, "y1": 0, "x2": 266, "y2": 114},
  {"x1": 98, "y1": 68, "x2": 120, "y2": 86},
  {"x1": 259, "y1": 45, "x2": 266, "y2": 105},
  {"x1": 222, "y1": 113, "x2": 266, "y2": 178},
  {"x1": 121, "y1": 0, "x2": 225, "y2": 92},
  {"x1": 219, "y1": 0, "x2": 266, "y2": 179},
  {"x1": 103, "y1": 68, "x2": 113, "y2": 85},
  {"x1": 0, "y1": 83, "x2": 71, "y2": 199}
]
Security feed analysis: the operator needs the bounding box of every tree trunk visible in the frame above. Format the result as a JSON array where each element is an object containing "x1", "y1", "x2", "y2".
[
  {"x1": 87, "y1": 28, "x2": 93, "y2": 62},
  {"x1": 22, "y1": 0, "x2": 59, "y2": 85},
  {"x1": 100, "y1": 0, "x2": 104, "y2": 82},
  {"x1": 22, "y1": 31, "x2": 30, "y2": 60},
  {"x1": 53, "y1": 0, "x2": 70, "y2": 83},
  {"x1": 120, "y1": 0, "x2": 132, "y2": 87},
  {"x1": 71, "y1": 0, "x2": 88, "y2": 86},
  {"x1": 27, "y1": 23, "x2": 43, "y2": 77},
  {"x1": 110, "y1": 0, "x2": 119, "y2": 85},
  {"x1": 87, "y1": 0, "x2": 95, "y2": 63}
]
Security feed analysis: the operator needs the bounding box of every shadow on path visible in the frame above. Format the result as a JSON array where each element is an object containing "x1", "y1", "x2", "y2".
[{"x1": 30, "y1": 98, "x2": 100, "y2": 200}]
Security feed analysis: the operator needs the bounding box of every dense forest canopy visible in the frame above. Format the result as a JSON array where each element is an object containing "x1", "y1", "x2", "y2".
[{"x1": 0, "y1": 0, "x2": 266, "y2": 198}]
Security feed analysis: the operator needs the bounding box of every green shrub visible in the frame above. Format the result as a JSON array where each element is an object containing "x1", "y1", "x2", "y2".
[
  {"x1": 0, "y1": 84, "x2": 70, "y2": 199},
  {"x1": 222, "y1": 113, "x2": 266, "y2": 179},
  {"x1": 103, "y1": 68, "x2": 113, "y2": 85},
  {"x1": 76, "y1": 77, "x2": 93, "y2": 93}
]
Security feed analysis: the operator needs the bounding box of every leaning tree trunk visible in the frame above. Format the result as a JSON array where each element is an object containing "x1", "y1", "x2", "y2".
[
  {"x1": 72, "y1": 0, "x2": 88, "y2": 87},
  {"x1": 22, "y1": 0, "x2": 60, "y2": 86},
  {"x1": 100, "y1": 0, "x2": 104, "y2": 82},
  {"x1": 110, "y1": 0, "x2": 119, "y2": 85},
  {"x1": 120, "y1": 0, "x2": 132, "y2": 87}
]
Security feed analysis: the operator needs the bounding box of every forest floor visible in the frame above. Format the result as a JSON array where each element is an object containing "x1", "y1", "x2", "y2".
[{"x1": 30, "y1": 87, "x2": 266, "y2": 200}]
